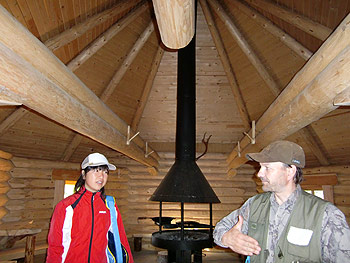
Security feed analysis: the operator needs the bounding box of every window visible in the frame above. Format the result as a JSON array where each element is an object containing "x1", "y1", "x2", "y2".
[
  {"x1": 305, "y1": 189, "x2": 324, "y2": 199},
  {"x1": 64, "y1": 180, "x2": 76, "y2": 198}
]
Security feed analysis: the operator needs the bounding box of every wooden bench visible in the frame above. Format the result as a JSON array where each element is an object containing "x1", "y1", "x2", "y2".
[
  {"x1": 0, "y1": 243, "x2": 47, "y2": 261},
  {"x1": 0, "y1": 229, "x2": 42, "y2": 263}
]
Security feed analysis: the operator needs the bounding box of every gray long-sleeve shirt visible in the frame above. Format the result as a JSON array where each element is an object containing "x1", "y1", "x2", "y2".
[{"x1": 213, "y1": 185, "x2": 350, "y2": 262}]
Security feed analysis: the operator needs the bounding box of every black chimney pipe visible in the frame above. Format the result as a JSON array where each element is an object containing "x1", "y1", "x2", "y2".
[{"x1": 149, "y1": 4, "x2": 219, "y2": 204}]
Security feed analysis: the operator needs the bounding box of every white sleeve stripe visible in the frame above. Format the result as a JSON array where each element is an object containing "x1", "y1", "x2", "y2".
[{"x1": 61, "y1": 205, "x2": 74, "y2": 262}]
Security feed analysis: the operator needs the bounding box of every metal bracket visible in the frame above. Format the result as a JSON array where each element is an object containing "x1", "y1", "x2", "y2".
[
  {"x1": 126, "y1": 125, "x2": 140, "y2": 145},
  {"x1": 243, "y1": 120, "x2": 255, "y2": 144},
  {"x1": 145, "y1": 142, "x2": 154, "y2": 158}
]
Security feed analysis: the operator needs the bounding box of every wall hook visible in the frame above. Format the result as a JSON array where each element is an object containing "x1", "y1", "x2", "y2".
[
  {"x1": 126, "y1": 125, "x2": 140, "y2": 145},
  {"x1": 235, "y1": 141, "x2": 241, "y2": 157},
  {"x1": 145, "y1": 142, "x2": 154, "y2": 158},
  {"x1": 243, "y1": 120, "x2": 255, "y2": 144}
]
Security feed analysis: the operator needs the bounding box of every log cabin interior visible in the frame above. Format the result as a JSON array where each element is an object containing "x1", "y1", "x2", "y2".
[{"x1": 0, "y1": 0, "x2": 350, "y2": 262}]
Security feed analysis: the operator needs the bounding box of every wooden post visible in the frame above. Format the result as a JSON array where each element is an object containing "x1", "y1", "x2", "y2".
[
  {"x1": 24, "y1": 235, "x2": 36, "y2": 263},
  {"x1": 152, "y1": 0, "x2": 195, "y2": 49}
]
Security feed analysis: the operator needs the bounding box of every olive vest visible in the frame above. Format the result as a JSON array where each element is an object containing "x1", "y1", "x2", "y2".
[{"x1": 247, "y1": 190, "x2": 328, "y2": 263}]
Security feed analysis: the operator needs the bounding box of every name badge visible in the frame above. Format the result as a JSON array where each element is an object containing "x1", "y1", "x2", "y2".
[{"x1": 287, "y1": 226, "x2": 313, "y2": 246}]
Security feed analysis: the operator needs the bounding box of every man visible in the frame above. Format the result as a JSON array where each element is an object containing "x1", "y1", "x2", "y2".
[{"x1": 214, "y1": 140, "x2": 350, "y2": 262}]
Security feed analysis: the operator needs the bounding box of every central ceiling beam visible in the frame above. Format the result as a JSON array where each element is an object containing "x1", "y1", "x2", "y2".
[{"x1": 152, "y1": 0, "x2": 195, "y2": 49}]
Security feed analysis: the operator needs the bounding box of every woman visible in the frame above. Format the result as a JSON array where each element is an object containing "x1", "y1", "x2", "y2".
[{"x1": 47, "y1": 153, "x2": 133, "y2": 263}]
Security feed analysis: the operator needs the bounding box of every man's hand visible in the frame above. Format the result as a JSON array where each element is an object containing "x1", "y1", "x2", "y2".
[{"x1": 221, "y1": 215, "x2": 261, "y2": 256}]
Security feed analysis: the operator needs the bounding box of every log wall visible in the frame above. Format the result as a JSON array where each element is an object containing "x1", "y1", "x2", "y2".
[
  {"x1": 1, "y1": 148, "x2": 349, "y2": 259},
  {"x1": 333, "y1": 173, "x2": 350, "y2": 224},
  {"x1": 0, "y1": 154, "x2": 80, "y2": 251}
]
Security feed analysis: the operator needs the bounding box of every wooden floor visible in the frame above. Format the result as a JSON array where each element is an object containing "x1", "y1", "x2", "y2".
[
  {"x1": 133, "y1": 249, "x2": 245, "y2": 263},
  {"x1": 16, "y1": 249, "x2": 244, "y2": 263}
]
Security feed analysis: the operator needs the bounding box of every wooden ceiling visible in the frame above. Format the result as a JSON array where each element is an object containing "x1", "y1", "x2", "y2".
[{"x1": 0, "y1": 0, "x2": 350, "y2": 169}]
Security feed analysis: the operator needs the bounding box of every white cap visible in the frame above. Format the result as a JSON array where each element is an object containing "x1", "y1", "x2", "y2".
[{"x1": 81, "y1": 153, "x2": 116, "y2": 170}]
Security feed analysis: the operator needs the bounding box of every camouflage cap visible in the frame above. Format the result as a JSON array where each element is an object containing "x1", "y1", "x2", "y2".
[{"x1": 246, "y1": 140, "x2": 305, "y2": 168}]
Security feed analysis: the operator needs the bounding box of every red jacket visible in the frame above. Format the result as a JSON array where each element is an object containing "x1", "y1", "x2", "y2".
[{"x1": 47, "y1": 187, "x2": 133, "y2": 263}]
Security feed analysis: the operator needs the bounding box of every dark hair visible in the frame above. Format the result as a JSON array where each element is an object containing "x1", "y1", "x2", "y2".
[
  {"x1": 283, "y1": 163, "x2": 303, "y2": 184},
  {"x1": 294, "y1": 167, "x2": 303, "y2": 184},
  {"x1": 74, "y1": 165, "x2": 109, "y2": 197}
]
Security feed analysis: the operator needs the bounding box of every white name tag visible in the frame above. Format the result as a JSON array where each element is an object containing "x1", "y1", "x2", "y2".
[
  {"x1": 99, "y1": 211, "x2": 107, "y2": 214},
  {"x1": 287, "y1": 226, "x2": 313, "y2": 246}
]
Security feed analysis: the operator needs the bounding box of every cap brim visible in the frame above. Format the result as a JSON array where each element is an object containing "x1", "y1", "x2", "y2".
[
  {"x1": 107, "y1": 164, "x2": 116, "y2": 170},
  {"x1": 246, "y1": 152, "x2": 272, "y2": 163},
  {"x1": 82, "y1": 162, "x2": 116, "y2": 170}
]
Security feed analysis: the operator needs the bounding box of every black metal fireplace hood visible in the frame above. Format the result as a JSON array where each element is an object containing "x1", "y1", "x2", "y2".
[{"x1": 149, "y1": 15, "x2": 220, "y2": 204}]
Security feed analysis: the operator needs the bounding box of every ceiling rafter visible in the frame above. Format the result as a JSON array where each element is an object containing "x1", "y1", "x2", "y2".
[
  {"x1": 244, "y1": 0, "x2": 332, "y2": 41},
  {"x1": 0, "y1": 2, "x2": 156, "y2": 163},
  {"x1": 67, "y1": 2, "x2": 149, "y2": 72},
  {"x1": 208, "y1": 0, "x2": 281, "y2": 96},
  {"x1": 298, "y1": 126, "x2": 330, "y2": 166},
  {"x1": 0, "y1": 107, "x2": 28, "y2": 136},
  {"x1": 225, "y1": 0, "x2": 312, "y2": 61},
  {"x1": 227, "y1": 13, "x2": 350, "y2": 169},
  {"x1": 100, "y1": 21, "x2": 154, "y2": 101},
  {"x1": 216, "y1": 0, "x2": 328, "y2": 165},
  {"x1": 228, "y1": 45, "x2": 350, "y2": 169},
  {"x1": 44, "y1": 0, "x2": 143, "y2": 52},
  {"x1": 61, "y1": 21, "x2": 155, "y2": 161},
  {"x1": 200, "y1": 0, "x2": 251, "y2": 131},
  {"x1": 0, "y1": 41, "x2": 158, "y2": 168},
  {"x1": 0, "y1": 5, "x2": 158, "y2": 167},
  {"x1": 131, "y1": 46, "x2": 164, "y2": 131}
]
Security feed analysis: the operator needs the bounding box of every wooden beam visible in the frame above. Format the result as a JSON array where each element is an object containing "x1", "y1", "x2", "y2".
[
  {"x1": 67, "y1": 2, "x2": 148, "y2": 72},
  {"x1": 100, "y1": 22, "x2": 154, "y2": 101},
  {"x1": 44, "y1": 0, "x2": 143, "y2": 51},
  {"x1": 0, "y1": 2, "x2": 147, "y2": 133},
  {"x1": 208, "y1": 0, "x2": 281, "y2": 96},
  {"x1": 0, "y1": 99, "x2": 21, "y2": 106},
  {"x1": 0, "y1": 42, "x2": 158, "y2": 168},
  {"x1": 244, "y1": 0, "x2": 332, "y2": 41},
  {"x1": 0, "y1": 107, "x2": 28, "y2": 136},
  {"x1": 131, "y1": 46, "x2": 164, "y2": 131},
  {"x1": 225, "y1": 0, "x2": 312, "y2": 60},
  {"x1": 333, "y1": 86, "x2": 350, "y2": 106},
  {"x1": 303, "y1": 164, "x2": 350, "y2": 175},
  {"x1": 298, "y1": 126, "x2": 330, "y2": 166},
  {"x1": 228, "y1": 45, "x2": 350, "y2": 169},
  {"x1": 200, "y1": 0, "x2": 251, "y2": 131},
  {"x1": 152, "y1": 0, "x2": 195, "y2": 49},
  {"x1": 61, "y1": 135, "x2": 83, "y2": 161},
  {"x1": 301, "y1": 173, "x2": 338, "y2": 186},
  {"x1": 227, "y1": 13, "x2": 350, "y2": 167},
  {"x1": 0, "y1": 5, "x2": 159, "y2": 166},
  {"x1": 62, "y1": 20, "x2": 155, "y2": 161}
]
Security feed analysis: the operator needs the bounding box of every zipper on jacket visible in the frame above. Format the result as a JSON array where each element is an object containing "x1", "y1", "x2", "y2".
[{"x1": 88, "y1": 193, "x2": 96, "y2": 263}]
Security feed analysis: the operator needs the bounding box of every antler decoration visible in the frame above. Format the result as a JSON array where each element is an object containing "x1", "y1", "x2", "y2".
[{"x1": 196, "y1": 132, "x2": 212, "y2": 161}]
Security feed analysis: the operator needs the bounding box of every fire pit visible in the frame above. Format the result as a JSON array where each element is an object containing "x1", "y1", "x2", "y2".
[{"x1": 149, "y1": 3, "x2": 220, "y2": 261}]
